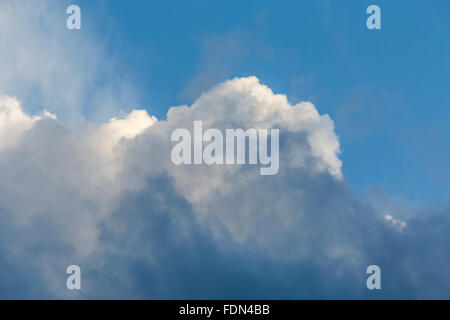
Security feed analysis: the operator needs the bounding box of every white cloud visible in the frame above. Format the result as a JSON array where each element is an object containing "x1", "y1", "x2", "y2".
[
  {"x1": 384, "y1": 214, "x2": 407, "y2": 231},
  {"x1": 116, "y1": 77, "x2": 344, "y2": 246},
  {"x1": 1, "y1": 77, "x2": 450, "y2": 299},
  {"x1": 0, "y1": 75, "x2": 342, "y2": 249},
  {"x1": 0, "y1": 75, "x2": 350, "y2": 296},
  {"x1": 0, "y1": 96, "x2": 156, "y2": 255},
  {"x1": 0, "y1": 96, "x2": 39, "y2": 150}
]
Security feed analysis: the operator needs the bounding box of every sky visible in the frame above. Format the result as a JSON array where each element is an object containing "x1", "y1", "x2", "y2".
[
  {"x1": 80, "y1": 0, "x2": 450, "y2": 204},
  {"x1": 0, "y1": 0, "x2": 449, "y2": 299}
]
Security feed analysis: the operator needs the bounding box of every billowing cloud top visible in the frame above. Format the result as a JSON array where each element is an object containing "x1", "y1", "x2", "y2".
[{"x1": 0, "y1": 76, "x2": 341, "y2": 254}]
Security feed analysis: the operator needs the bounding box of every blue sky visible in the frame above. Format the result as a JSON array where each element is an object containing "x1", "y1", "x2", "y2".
[
  {"x1": 0, "y1": 0, "x2": 449, "y2": 299},
  {"x1": 74, "y1": 0, "x2": 450, "y2": 204}
]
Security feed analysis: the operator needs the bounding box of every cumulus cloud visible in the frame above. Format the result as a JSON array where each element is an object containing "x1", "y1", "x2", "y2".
[
  {"x1": 1, "y1": 75, "x2": 450, "y2": 299},
  {"x1": 0, "y1": 76, "x2": 353, "y2": 298},
  {"x1": 0, "y1": 77, "x2": 342, "y2": 253}
]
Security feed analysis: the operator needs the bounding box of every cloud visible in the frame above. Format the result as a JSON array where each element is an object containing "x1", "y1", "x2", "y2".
[
  {"x1": 0, "y1": 96, "x2": 42, "y2": 150},
  {"x1": 0, "y1": 75, "x2": 348, "y2": 297},
  {"x1": 2, "y1": 75, "x2": 450, "y2": 299},
  {"x1": 384, "y1": 214, "x2": 407, "y2": 232}
]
